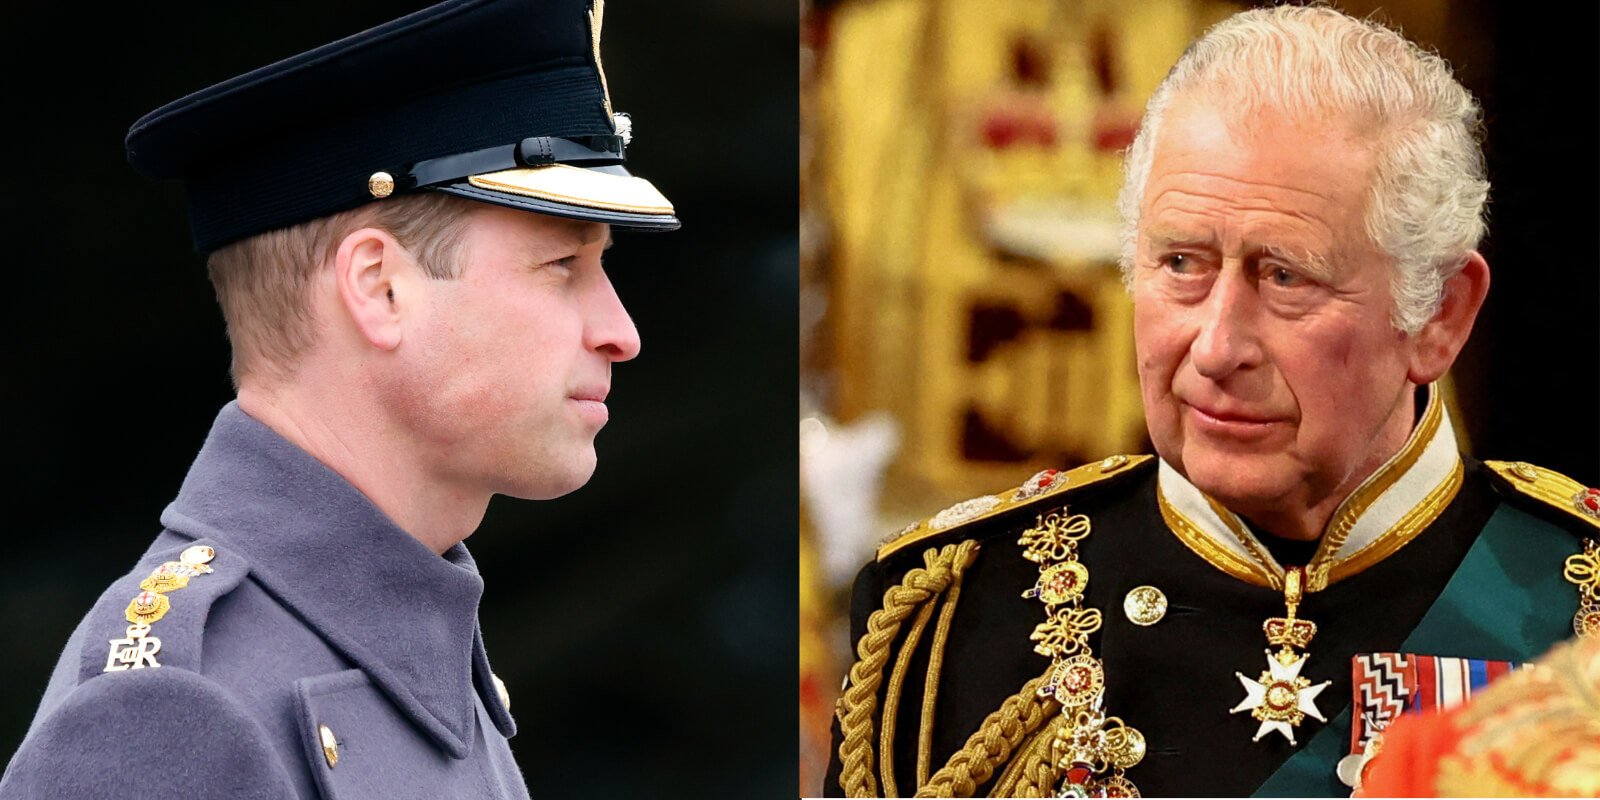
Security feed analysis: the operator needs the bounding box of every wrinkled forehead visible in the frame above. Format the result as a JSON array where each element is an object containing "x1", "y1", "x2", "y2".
[{"x1": 1142, "y1": 94, "x2": 1381, "y2": 222}]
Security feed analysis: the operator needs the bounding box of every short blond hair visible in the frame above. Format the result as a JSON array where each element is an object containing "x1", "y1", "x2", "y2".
[{"x1": 206, "y1": 192, "x2": 480, "y2": 388}]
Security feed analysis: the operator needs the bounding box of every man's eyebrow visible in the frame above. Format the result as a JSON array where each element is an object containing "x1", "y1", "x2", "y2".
[
  {"x1": 1144, "y1": 229, "x2": 1216, "y2": 249},
  {"x1": 1260, "y1": 243, "x2": 1332, "y2": 278}
]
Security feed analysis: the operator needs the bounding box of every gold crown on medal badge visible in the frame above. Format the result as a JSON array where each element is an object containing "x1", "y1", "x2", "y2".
[{"x1": 1264, "y1": 616, "x2": 1318, "y2": 650}]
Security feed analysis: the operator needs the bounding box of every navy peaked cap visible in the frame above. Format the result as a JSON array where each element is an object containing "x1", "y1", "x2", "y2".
[{"x1": 127, "y1": 0, "x2": 678, "y2": 253}]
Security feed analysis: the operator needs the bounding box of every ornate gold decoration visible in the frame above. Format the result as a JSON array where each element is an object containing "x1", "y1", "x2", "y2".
[
  {"x1": 124, "y1": 590, "x2": 169, "y2": 626},
  {"x1": 1019, "y1": 509, "x2": 1091, "y2": 564},
  {"x1": 1565, "y1": 538, "x2": 1599, "y2": 638},
  {"x1": 139, "y1": 572, "x2": 189, "y2": 593},
  {"x1": 104, "y1": 546, "x2": 218, "y2": 673},
  {"x1": 1228, "y1": 567, "x2": 1331, "y2": 745},
  {"x1": 1575, "y1": 488, "x2": 1600, "y2": 521},
  {"x1": 1122, "y1": 586, "x2": 1167, "y2": 627},
  {"x1": 1025, "y1": 561, "x2": 1088, "y2": 605},
  {"x1": 1019, "y1": 508, "x2": 1143, "y2": 796},
  {"x1": 876, "y1": 456, "x2": 1152, "y2": 561},
  {"x1": 588, "y1": 0, "x2": 613, "y2": 118},
  {"x1": 1485, "y1": 460, "x2": 1600, "y2": 531}
]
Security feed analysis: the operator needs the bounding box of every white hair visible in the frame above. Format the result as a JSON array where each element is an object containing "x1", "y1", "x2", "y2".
[{"x1": 1117, "y1": 5, "x2": 1489, "y2": 334}]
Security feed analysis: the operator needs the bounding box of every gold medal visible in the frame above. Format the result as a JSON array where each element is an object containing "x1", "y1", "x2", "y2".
[
  {"x1": 124, "y1": 590, "x2": 170, "y2": 626},
  {"x1": 140, "y1": 572, "x2": 189, "y2": 593}
]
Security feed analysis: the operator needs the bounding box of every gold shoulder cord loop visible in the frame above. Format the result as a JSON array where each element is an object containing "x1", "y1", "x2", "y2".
[
  {"x1": 918, "y1": 558, "x2": 973, "y2": 787},
  {"x1": 881, "y1": 580, "x2": 940, "y2": 795},
  {"x1": 838, "y1": 540, "x2": 982, "y2": 798},
  {"x1": 915, "y1": 506, "x2": 1143, "y2": 798},
  {"x1": 988, "y1": 708, "x2": 1063, "y2": 797},
  {"x1": 915, "y1": 669, "x2": 1060, "y2": 798}
]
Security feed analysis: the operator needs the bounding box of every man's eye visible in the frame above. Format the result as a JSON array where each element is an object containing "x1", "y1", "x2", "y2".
[
  {"x1": 1265, "y1": 265, "x2": 1305, "y2": 287},
  {"x1": 547, "y1": 255, "x2": 578, "y2": 269},
  {"x1": 1161, "y1": 254, "x2": 1195, "y2": 273}
]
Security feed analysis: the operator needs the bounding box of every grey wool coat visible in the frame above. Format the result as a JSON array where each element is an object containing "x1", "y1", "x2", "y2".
[{"x1": 1, "y1": 403, "x2": 531, "y2": 799}]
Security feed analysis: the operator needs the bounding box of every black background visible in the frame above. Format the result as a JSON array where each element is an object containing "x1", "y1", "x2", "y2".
[
  {"x1": 4, "y1": 1, "x2": 798, "y2": 796},
  {"x1": 1445, "y1": 0, "x2": 1600, "y2": 480}
]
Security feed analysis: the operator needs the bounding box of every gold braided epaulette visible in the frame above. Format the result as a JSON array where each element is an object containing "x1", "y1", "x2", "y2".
[
  {"x1": 1485, "y1": 460, "x2": 1600, "y2": 531},
  {"x1": 877, "y1": 455, "x2": 1152, "y2": 562}
]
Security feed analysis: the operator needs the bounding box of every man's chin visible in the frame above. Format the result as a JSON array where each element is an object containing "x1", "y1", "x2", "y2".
[
  {"x1": 1179, "y1": 450, "x2": 1296, "y2": 511},
  {"x1": 497, "y1": 450, "x2": 598, "y2": 501}
]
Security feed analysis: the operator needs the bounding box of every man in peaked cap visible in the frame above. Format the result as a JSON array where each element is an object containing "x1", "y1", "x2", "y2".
[
  {"x1": 2, "y1": 1, "x2": 674, "y2": 797},
  {"x1": 825, "y1": 6, "x2": 1597, "y2": 799}
]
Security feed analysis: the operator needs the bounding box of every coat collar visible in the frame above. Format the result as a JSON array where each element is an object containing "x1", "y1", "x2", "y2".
[
  {"x1": 158, "y1": 402, "x2": 516, "y2": 758},
  {"x1": 1156, "y1": 384, "x2": 1464, "y2": 591}
]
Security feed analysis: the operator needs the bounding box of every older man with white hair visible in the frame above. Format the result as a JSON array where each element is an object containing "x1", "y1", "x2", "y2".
[{"x1": 826, "y1": 6, "x2": 1597, "y2": 797}]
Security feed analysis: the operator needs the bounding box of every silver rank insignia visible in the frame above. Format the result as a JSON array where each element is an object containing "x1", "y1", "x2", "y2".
[{"x1": 105, "y1": 623, "x2": 162, "y2": 671}]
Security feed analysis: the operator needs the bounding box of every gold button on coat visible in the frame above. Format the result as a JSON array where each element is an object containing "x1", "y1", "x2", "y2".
[
  {"x1": 492, "y1": 673, "x2": 511, "y2": 711},
  {"x1": 1123, "y1": 586, "x2": 1168, "y2": 626},
  {"x1": 180, "y1": 545, "x2": 215, "y2": 565},
  {"x1": 318, "y1": 723, "x2": 339, "y2": 768}
]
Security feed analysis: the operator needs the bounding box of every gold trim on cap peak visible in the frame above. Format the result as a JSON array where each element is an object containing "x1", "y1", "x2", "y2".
[{"x1": 468, "y1": 165, "x2": 674, "y2": 215}]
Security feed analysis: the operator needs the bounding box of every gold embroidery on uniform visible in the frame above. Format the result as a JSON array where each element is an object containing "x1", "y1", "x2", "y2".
[
  {"x1": 1158, "y1": 388, "x2": 1459, "y2": 592},
  {"x1": 837, "y1": 541, "x2": 981, "y2": 797},
  {"x1": 1329, "y1": 460, "x2": 1463, "y2": 583},
  {"x1": 104, "y1": 550, "x2": 218, "y2": 672},
  {"x1": 1310, "y1": 392, "x2": 1444, "y2": 585},
  {"x1": 1565, "y1": 538, "x2": 1599, "y2": 638},
  {"x1": 1019, "y1": 508, "x2": 1144, "y2": 796},
  {"x1": 1157, "y1": 486, "x2": 1277, "y2": 588}
]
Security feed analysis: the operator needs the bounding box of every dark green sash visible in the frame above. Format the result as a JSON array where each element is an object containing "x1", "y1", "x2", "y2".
[{"x1": 1252, "y1": 505, "x2": 1580, "y2": 797}]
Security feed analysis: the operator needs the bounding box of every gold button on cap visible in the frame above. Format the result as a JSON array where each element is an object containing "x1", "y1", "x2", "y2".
[
  {"x1": 368, "y1": 171, "x2": 395, "y2": 198},
  {"x1": 318, "y1": 724, "x2": 339, "y2": 768},
  {"x1": 1123, "y1": 585, "x2": 1168, "y2": 626},
  {"x1": 1509, "y1": 462, "x2": 1539, "y2": 482},
  {"x1": 180, "y1": 545, "x2": 215, "y2": 565}
]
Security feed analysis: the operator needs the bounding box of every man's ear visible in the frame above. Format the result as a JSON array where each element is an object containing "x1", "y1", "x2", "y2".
[
  {"x1": 1407, "y1": 251, "x2": 1490, "y2": 384},
  {"x1": 333, "y1": 227, "x2": 415, "y2": 352}
]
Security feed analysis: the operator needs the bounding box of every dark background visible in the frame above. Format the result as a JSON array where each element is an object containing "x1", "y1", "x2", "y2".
[
  {"x1": 1432, "y1": 0, "x2": 1600, "y2": 481},
  {"x1": 4, "y1": 1, "x2": 797, "y2": 796}
]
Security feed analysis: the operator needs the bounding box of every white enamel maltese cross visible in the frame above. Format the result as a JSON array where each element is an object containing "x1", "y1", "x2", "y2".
[{"x1": 1229, "y1": 648, "x2": 1332, "y2": 745}]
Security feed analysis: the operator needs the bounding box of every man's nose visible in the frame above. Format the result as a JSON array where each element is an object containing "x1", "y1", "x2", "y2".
[
  {"x1": 587, "y1": 272, "x2": 642, "y2": 362},
  {"x1": 1190, "y1": 267, "x2": 1263, "y2": 379}
]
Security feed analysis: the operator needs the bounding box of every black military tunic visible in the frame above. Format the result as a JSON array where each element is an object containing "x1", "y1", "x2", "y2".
[{"x1": 826, "y1": 394, "x2": 1594, "y2": 797}]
